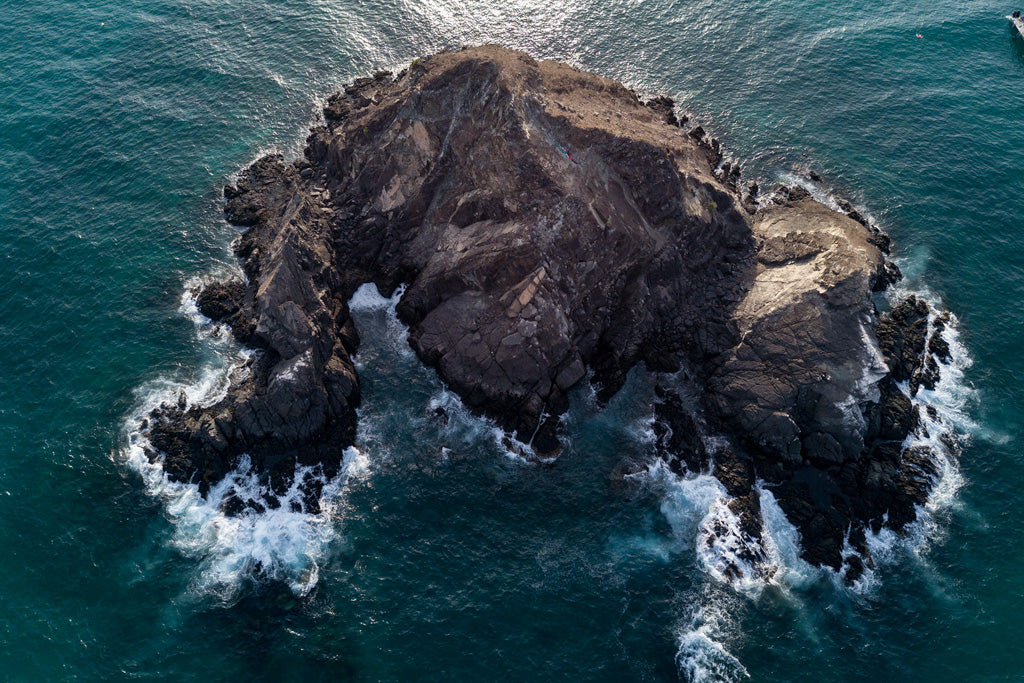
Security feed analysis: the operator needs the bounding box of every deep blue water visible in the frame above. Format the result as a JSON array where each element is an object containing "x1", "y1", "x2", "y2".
[{"x1": 2, "y1": 1, "x2": 1023, "y2": 680}]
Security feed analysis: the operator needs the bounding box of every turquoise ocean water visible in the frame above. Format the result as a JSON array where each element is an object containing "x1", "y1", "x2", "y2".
[{"x1": 1, "y1": 0, "x2": 1022, "y2": 679}]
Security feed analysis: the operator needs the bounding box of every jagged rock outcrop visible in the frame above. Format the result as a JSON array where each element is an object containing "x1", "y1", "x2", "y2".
[{"x1": 142, "y1": 46, "x2": 946, "y2": 571}]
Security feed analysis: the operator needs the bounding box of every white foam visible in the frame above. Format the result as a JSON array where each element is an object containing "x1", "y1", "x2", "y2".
[
  {"x1": 699, "y1": 187, "x2": 976, "y2": 592},
  {"x1": 426, "y1": 386, "x2": 491, "y2": 442},
  {"x1": 347, "y1": 281, "x2": 551, "y2": 467},
  {"x1": 178, "y1": 270, "x2": 247, "y2": 345},
  {"x1": 651, "y1": 455, "x2": 824, "y2": 596},
  {"x1": 656, "y1": 174, "x2": 980, "y2": 680},
  {"x1": 116, "y1": 271, "x2": 378, "y2": 599},
  {"x1": 675, "y1": 595, "x2": 750, "y2": 682},
  {"x1": 348, "y1": 282, "x2": 414, "y2": 361},
  {"x1": 136, "y1": 359, "x2": 245, "y2": 417},
  {"x1": 346, "y1": 286, "x2": 535, "y2": 469},
  {"x1": 756, "y1": 177, "x2": 977, "y2": 586},
  {"x1": 813, "y1": 287, "x2": 976, "y2": 593},
  {"x1": 634, "y1": 412, "x2": 658, "y2": 450},
  {"x1": 775, "y1": 171, "x2": 879, "y2": 226},
  {"x1": 125, "y1": 431, "x2": 366, "y2": 599},
  {"x1": 641, "y1": 462, "x2": 771, "y2": 593},
  {"x1": 348, "y1": 281, "x2": 401, "y2": 311},
  {"x1": 901, "y1": 295, "x2": 975, "y2": 509},
  {"x1": 121, "y1": 350, "x2": 370, "y2": 599},
  {"x1": 180, "y1": 275, "x2": 218, "y2": 332},
  {"x1": 646, "y1": 462, "x2": 722, "y2": 548},
  {"x1": 423, "y1": 384, "x2": 529, "y2": 464},
  {"x1": 756, "y1": 486, "x2": 820, "y2": 590},
  {"x1": 757, "y1": 289, "x2": 976, "y2": 593},
  {"x1": 760, "y1": 184, "x2": 977, "y2": 584},
  {"x1": 847, "y1": 286, "x2": 977, "y2": 573},
  {"x1": 696, "y1": 496, "x2": 771, "y2": 591},
  {"x1": 125, "y1": 279, "x2": 437, "y2": 600}
]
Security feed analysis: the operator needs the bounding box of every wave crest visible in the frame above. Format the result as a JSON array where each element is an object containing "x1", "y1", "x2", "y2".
[{"x1": 118, "y1": 279, "x2": 371, "y2": 599}]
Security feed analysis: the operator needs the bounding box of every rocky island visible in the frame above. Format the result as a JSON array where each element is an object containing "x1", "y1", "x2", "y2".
[{"x1": 143, "y1": 46, "x2": 949, "y2": 580}]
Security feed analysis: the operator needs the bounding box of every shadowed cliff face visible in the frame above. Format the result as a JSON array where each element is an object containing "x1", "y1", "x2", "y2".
[
  {"x1": 142, "y1": 45, "x2": 936, "y2": 574},
  {"x1": 310, "y1": 49, "x2": 756, "y2": 441}
]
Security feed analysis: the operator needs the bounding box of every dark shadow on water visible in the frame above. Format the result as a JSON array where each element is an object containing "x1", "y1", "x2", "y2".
[
  {"x1": 185, "y1": 580, "x2": 362, "y2": 682},
  {"x1": 1008, "y1": 24, "x2": 1024, "y2": 66}
]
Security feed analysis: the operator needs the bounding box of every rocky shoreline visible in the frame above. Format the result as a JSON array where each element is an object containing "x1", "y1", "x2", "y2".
[{"x1": 141, "y1": 45, "x2": 952, "y2": 578}]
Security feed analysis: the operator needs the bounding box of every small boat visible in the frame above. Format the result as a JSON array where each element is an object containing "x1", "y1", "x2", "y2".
[{"x1": 1012, "y1": 10, "x2": 1024, "y2": 39}]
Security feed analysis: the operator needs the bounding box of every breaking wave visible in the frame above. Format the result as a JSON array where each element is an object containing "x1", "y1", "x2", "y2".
[
  {"x1": 757, "y1": 175, "x2": 978, "y2": 585},
  {"x1": 641, "y1": 199, "x2": 978, "y2": 677},
  {"x1": 347, "y1": 282, "x2": 529, "y2": 465},
  {"x1": 125, "y1": 224, "x2": 976, "y2": 679},
  {"x1": 124, "y1": 431, "x2": 367, "y2": 599},
  {"x1": 348, "y1": 281, "x2": 415, "y2": 361},
  {"x1": 118, "y1": 278, "x2": 372, "y2": 600},
  {"x1": 675, "y1": 592, "x2": 750, "y2": 683},
  {"x1": 626, "y1": 461, "x2": 749, "y2": 682},
  {"x1": 663, "y1": 283, "x2": 975, "y2": 676},
  {"x1": 851, "y1": 284, "x2": 976, "y2": 581}
]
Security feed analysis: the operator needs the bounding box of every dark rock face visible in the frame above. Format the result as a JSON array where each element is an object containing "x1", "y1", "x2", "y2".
[
  {"x1": 147, "y1": 152, "x2": 363, "y2": 493},
  {"x1": 653, "y1": 385, "x2": 710, "y2": 477},
  {"x1": 143, "y1": 46, "x2": 951, "y2": 572}
]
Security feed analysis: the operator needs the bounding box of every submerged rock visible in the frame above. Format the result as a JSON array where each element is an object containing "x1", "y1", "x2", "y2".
[{"x1": 144, "y1": 45, "x2": 952, "y2": 571}]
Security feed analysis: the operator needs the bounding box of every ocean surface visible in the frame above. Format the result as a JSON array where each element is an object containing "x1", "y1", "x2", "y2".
[{"x1": 1, "y1": 0, "x2": 1022, "y2": 680}]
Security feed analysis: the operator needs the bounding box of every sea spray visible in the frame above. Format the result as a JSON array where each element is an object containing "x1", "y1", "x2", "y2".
[
  {"x1": 347, "y1": 282, "x2": 524, "y2": 465},
  {"x1": 756, "y1": 486, "x2": 820, "y2": 590},
  {"x1": 845, "y1": 285, "x2": 977, "y2": 585},
  {"x1": 125, "y1": 435, "x2": 366, "y2": 599},
  {"x1": 123, "y1": 359, "x2": 370, "y2": 599},
  {"x1": 674, "y1": 586, "x2": 751, "y2": 682},
  {"x1": 646, "y1": 268, "x2": 977, "y2": 680},
  {"x1": 119, "y1": 280, "x2": 372, "y2": 598},
  {"x1": 348, "y1": 282, "x2": 413, "y2": 362}
]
